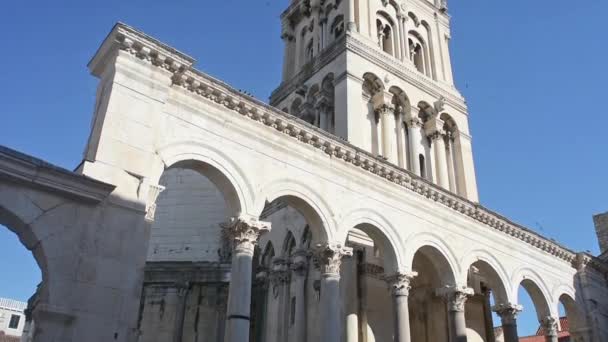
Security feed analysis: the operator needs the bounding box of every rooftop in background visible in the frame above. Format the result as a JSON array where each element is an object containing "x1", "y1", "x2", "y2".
[{"x1": 0, "y1": 298, "x2": 26, "y2": 313}]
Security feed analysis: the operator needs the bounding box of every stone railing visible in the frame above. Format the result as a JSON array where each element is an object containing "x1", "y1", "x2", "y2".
[{"x1": 105, "y1": 23, "x2": 581, "y2": 268}]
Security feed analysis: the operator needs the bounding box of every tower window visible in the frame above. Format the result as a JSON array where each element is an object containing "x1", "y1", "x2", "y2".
[
  {"x1": 376, "y1": 19, "x2": 394, "y2": 56},
  {"x1": 9, "y1": 314, "x2": 20, "y2": 329},
  {"x1": 331, "y1": 16, "x2": 345, "y2": 39},
  {"x1": 305, "y1": 39, "x2": 314, "y2": 63},
  {"x1": 419, "y1": 154, "x2": 426, "y2": 179}
]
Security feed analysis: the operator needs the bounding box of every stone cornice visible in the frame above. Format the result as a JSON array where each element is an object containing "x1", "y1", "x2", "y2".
[
  {"x1": 88, "y1": 22, "x2": 195, "y2": 77},
  {"x1": 0, "y1": 145, "x2": 115, "y2": 203},
  {"x1": 94, "y1": 23, "x2": 586, "y2": 271},
  {"x1": 345, "y1": 34, "x2": 468, "y2": 113}
]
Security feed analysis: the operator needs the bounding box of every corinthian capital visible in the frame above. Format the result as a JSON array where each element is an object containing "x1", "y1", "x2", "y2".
[
  {"x1": 541, "y1": 316, "x2": 559, "y2": 337},
  {"x1": 313, "y1": 243, "x2": 353, "y2": 278},
  {"x1": 384, "y1": 271, "x2": 418, "y2": 297},
  {"x1": 492, "y1": 303, "x2": 523, "y2": 325},
  {"x1": 437, "y1": 286, "x2": 474, "y2": 312},
  {"x1": 220, "y1": 216, "x2": 271, "y2": 255}
]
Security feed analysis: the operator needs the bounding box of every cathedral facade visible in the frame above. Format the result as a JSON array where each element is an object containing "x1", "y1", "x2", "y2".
[{"x1": 1, "y1": 1, "x2": 608, "y2": 342}]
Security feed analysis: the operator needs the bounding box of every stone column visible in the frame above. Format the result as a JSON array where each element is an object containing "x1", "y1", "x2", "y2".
[
  {"x1": 439, "y1": 287, "x2": 473, "y2": 342},
  {"x1": 347, "y1": 0, "x2": 357, "y2": 32},
  {"x1": 429, "y1": 131, "x2": 449, "y2": 188},
  {"x1": 343, "y1": 250, "x2": 359, "y2": 342},
  {"x1": 291, "y1": 249, "x2": 310, "y2": 342},
  {"x1": 407, "y1": 116, "x2": 423, "y2": 176},
  {"x1": 270, "y1": 258, "x2": 290, "y2": 342},
  {"x1": 313, "y1": 243, "x2": 353, "y2": 342},
  {"x1": 377, "y1": 104, "x2": 397, "y2": 163},
  {"x1": 385, "y1": 272, "x2": 417, "y2": 342},
  {"x1": 493, "y1": 303, "x2": 522, "y2": 342},
  {"x1": 541, "y1": 316, "x2": 559, "y2": 342},
  {"x1": 402, "y1": 16, "x2": 411, "y2": 63},
  {"x1": 222, "y1": 216, "x2": 271, "y2": 342}
]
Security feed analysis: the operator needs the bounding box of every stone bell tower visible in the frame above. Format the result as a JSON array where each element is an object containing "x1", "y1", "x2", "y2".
[{"x1": 270, "y1": 0, "x2": 478, "y2": 201}]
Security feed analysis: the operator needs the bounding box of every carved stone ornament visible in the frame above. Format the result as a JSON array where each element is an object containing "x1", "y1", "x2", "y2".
[
  {"x1": 291, "y1": 248, "x2": 311, "y2": 276},
  {"x1": 313, "y1": 243, "x2": 353, "y2": 277},
  {"x1": 145, "y1": 184, "x2": 165, "y2": 221},
  {"x1": 270, "y1": 258, "x2": 291, "y2": 297},
  {"x1": 437, "y1": 286, "x2": 474, "y2": 312},
  {"x1": 384, "y1": 272, "x2": 418, "y2": 297},
  {"x1": 492, "y1": 303, "x2": 523, "y2": 325},
  {"x1": 541, "y1": 316, "x2": 559, "y2": 336},
  {"x1": 220, "y1": 216, "x2": 271, "y2": 255}
]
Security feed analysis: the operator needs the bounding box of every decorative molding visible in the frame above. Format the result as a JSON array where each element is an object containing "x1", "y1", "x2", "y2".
[
  {"x1": 100, "y1": 23, "x2": 587, "y2": 271},
  {"x1": 437, "y1": 286, "x2": 474, "y2": 312},
  {"x1": 220, "y1": 216, "x2": 271, "y2": 256},
  {"x1": 492, "y1": 303, "x2": 523, "y2": 325},
  {"x1": 313, "y1": 242, "x2": 353, "y2": 277},
  {"x1": 384, "y1": 271, "x2": 418, "y2": 297}
]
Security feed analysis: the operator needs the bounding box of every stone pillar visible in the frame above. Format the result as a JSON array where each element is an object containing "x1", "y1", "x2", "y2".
[
  {"x1": 291, "y1": 249, "x2": 310, "y2": 342},
  {"x1": 493, "y1": 303, "x2": 522, "y2": 342},
  {"x1": 270, "y1": 258, "x2": 290, "y2": 342},
  {"x1": 222, "y1": 216, "x2": 271, "y2": 342},
  {"x1": 407, "y1": 117, "x2": 423, "y2": 176},
  {"x1": 541, "y1": 316, "x2": 559, "y2": 342},
  {"x1": 281, "y1": 24, "x2": 294, "y2": 82},
  {"x1": 428, "y1": 130, "x2": 449, "y2": 188},
  {"x1": 377, "y1": 104, "x2": 397, "y2": 163},
  {"x1": 439, "y1": 286, "x2": 473, "y2": 342},
  {"x1": 347, "y1": 0, "x2": 357, "y2": 32},
  {"x1": 385, "y1": 272, "x2": 417, "y2": 342},
  {"x1": 343, "y1": 251, "x2": 359, "y2": 342},
  {"x1": 313, "y1": 243, "x2": 353, "y2": 342}
]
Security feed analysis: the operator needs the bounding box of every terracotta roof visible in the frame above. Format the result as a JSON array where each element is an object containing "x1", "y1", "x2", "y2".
[{"x1": 519, "y1": 317, "x2": 570, "y2": 342}]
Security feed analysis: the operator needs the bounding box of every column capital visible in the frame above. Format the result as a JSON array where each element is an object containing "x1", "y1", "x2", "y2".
[
  {"x1": 541, "y1": 316, "x2": 559, "y2": 337},
  {"x1": 384, "y1": 271, "x2": 418, "y2": 297},
  {"x1": 374, "y1": 103, "x2": 396, "y2": 116},
  {"x1": 437, "y1": 286, "x2": 474, "y2": 312},
  {"x1": 221, "y1": 216, "x2": 271, "y2": 255},
  {"x1": 406, "y1": 116, "x2": 423, "y2": 128},
  {"x1": 492, "y1": 303, "x2": 523, "y2": 325},
  {"x1": 313, "y1": 243, "x2": 353, "y2": 278}
]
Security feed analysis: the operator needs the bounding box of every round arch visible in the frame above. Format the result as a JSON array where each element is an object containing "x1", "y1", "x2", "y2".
[
  {"x1": 337, "y1": 207, "x2": 405, "y2": 274},
  {"x1": 256, "y1": 178, "x2": 336, "y2": 243},
  {"x1": 460, "y1": 249, "x2": 512, "y2": 303},
  {"x1": 0, "y1": 203, "x2": 48, "y2": 305},
  {"x1": 154, "y1": 141, "x2": 257, "y2": 217},
  {"x1": 512, "y1": 267, "x2": 555, "y2": 319},
  {"x1": 405, "y1": 232, "x2": 460, "y2": 285}
]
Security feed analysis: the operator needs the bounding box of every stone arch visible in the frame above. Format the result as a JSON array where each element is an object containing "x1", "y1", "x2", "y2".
[
  {"x1": 405, "y1": 232, "x2": 460, "y2": 285},
  {"x1": 461, "y1": 249, "x2": 512, "y2": 304},
  {"x1": 558, "y1": 292, "x2": 587, "y2": 335},
  {"x1": 282, "y1": 230, "x2": 297, "y2": 257},
  {"x1": 154, "y1": 141, "x2": 256, "y2": 217},
  {"x1": 512, "y1": 267, "x2": 554, "y2": 319},
  {"x1": 0, "y1": 204, "x2": 48, "y2": 303},
  {"x1": 338, "y1": 207, "x2": 405, "y2": 274},
  {"x1": 256, "y1": 178, "x2": 336, "y2": 243},
  {"x1": 417, "y1": 101, "x2": 435, "y2": 122},
  {"x1": 440, "y1": 112, "x2": 458, "y2": 132},
  {"x1": 362, "y1": 72, "x2": 385, "y2": 96}
]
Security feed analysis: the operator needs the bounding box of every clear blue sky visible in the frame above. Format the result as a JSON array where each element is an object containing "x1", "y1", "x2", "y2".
[{"x1": 0, "y1": 0, "x2": 605, "y2": 337}]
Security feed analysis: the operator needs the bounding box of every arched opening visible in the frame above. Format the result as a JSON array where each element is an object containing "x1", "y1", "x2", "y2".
[
  {"x1": 138, "y1": 159, "x2": 244, "y2": 342},
  {"x1": 559, "y1": 293, "x2": 588, "y2": 341},
  {"x1": 320, "y1": 73, "x2": 336, "y2": 133},
  {"x1": 419, "y1": 154, "x2": 426, "y2": 179},
  {"x1": 376, "y1": 13, "x2": 397, "y2": 57},
  {"x1": 0, "y1": 214, "x2": 42, "y2": 341},
  {"x1": 515, "y1": 279, "x2": 553, "y2": 339},
  {"x1": 465, "y1": 260, "x2": 510, "y2": 342},
  {"x1": 410, "y1": 246, "x2": 456, "y2": 342},
  {"x1": 440, "y1": 113, "x2": 461, "y2": 194},
  {"x1": 331, "y1": 15, "x2": 345, "y2": 40},
  {"x1": 389, "y1": 86, "x2": 411, "y2": 169},
  {"x1": 250, "y1": 193, "x2": 330, "y2": 341},
  {"x1": 362, "y1": 72, "x2": 385, "y2": 155},
  {"x1": 342, "y1": 223, "x2": 400, "y2": 342},
  {"x1": 409, "y1": 32, "x2": 428, "y2": 75}
]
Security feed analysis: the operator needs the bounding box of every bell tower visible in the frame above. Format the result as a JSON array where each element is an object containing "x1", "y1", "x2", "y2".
[{"x1": 270, "y1": 0, "x2": 478, "y2": 202}]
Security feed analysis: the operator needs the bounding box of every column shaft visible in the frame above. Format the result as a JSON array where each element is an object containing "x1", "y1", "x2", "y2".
[
  {"x1": 408, "y1": 119, "x2": 422, "y2": 176},
  {"x1": 492, "y1": 303, "x2": 522, "y2": 342},
  {"x1": 541, "y1": 316, "x2": 559, "y2": 342},
  {"x1": 222, "y1": 217, "x2": 271, "y2": 342},
  {"x1": 386, "y1": 272, "x2": 417, "y2": 342},
  {"x1": 314, "y1": 243, "x2": 353, "y2": 342},
  {"x1": 439, "y1": 287, "x2": 473, "y2": 342},
  {"x1": 432, "y1": 133, "x2": 450, "y2": 188},
  {"x1": 291, "y1": 250, "x2": 309, "y2": 342}
]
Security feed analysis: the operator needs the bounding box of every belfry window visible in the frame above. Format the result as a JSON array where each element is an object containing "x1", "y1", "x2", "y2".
[
  {"x1": 419, "y1": 154, "x2": 426, "y2": 179},
  {"x1": 376, "y1": 19, "x2": 394, "y2": 56},
  {"x1": 305, "y1": 39, "x2": 314, "y2": 63},
  {"x1": 331, "y1": 15, "x2": 345, "y2": 40}
]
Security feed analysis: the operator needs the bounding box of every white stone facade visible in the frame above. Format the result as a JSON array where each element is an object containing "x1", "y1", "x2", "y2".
[
  {"x1": 0, "y1": 1, "x2": 607, "y2": 342},
  {"x1": 0, "y1": 298, "x2": 26, "y2": 337}
]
